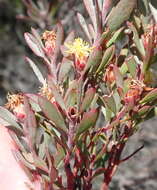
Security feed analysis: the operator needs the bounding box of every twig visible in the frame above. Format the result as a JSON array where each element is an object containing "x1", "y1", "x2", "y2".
[{"x1": 120, "y1": 144, "x2": 144, "y2": 163}]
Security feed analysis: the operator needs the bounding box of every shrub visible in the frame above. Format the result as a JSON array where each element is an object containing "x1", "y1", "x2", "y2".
[{"x1": 1, "y1": 0, "x2": 157, "y2": 189}]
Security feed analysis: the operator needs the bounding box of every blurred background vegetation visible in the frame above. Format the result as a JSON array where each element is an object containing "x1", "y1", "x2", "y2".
[{"x1": 0, "y1": 0, "x2": 82, "y2": 105}]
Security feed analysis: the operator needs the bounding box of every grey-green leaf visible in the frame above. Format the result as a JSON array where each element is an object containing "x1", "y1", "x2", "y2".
[
  {"x1": 0, "y1": 106, "x2": 23, "y2": 134},
  {"x1": 26, "y1": 57, "x2": 45, "y2": 84},
  {"x1": 38, "y1": 96, "x2": 67, "y2": 130},
  {"x1": 140, "y1": 89, "x2": 157, "y2": 104},
  {"x1": 80, "y1": 88, "x2": 96, "y2": 112},
  {"x1": 24, "y1": 32, "x2": 44, "y2": 58},
  {"x1": 96, "y1": 45, "x2": 115, "y2": 74},
  {"x1": 76, "y1": 108, "x2": 99, "y2": 136},
  {"x1": 125, "y1": 56, "x2": 137, "y2": 78},
  {"x1": 106, "y1": 0, "x2": 137, "y2": 31}
]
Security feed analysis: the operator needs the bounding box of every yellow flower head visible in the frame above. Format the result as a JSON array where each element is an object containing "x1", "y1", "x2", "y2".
[
  {"x1": 39, "y1": 80, "x2": 53, "y2": 101},
  {"x1": 5, "y1": 93, "x2": 24, "y2": 110},
  {"x1": 42, "y1": 30, "x2": 56, "y2": 42},
  {"x1": 65, "y1": 38, "x2": 92, "y2": 60}
]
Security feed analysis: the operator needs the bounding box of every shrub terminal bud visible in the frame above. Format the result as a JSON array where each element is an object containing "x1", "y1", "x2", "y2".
[{"x1": 42, "y1": 30, "x2": 56, "y2": 57}]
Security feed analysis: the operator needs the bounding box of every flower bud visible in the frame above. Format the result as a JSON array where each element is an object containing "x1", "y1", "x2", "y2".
[
  {"x1": 104, "y1": 65, "x2": 115, "y2": 83},
  {"x1": 42, "y1": 30, "x2": 56, "y2": 57}
]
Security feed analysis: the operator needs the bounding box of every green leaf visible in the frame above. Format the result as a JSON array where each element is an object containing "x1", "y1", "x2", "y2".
[
  {"x1": 80, "y1": 88, "x2": 96, "y2": 112},
  {"x1": 33, "y1": 155, "x2": 49, "y2": 173},
  {"x1": 26, "y1": 57, "x2": 45, "y2": 84},
  {"x1": 140, "y1": 89, "x2": 157, "y2": 104},
  {"x1": 84, "y1": 47, "x2": 103, "y2": 73},
  {"x1": 64, "y1": 80, "x2": 78, "y2": 108},
  {"x1": 9, "y1": 131, "x2": 27, "y2": 152},
  {"x1": 0, "y1": 106, "x2": 23, "y2": 134},
  {"x1": 125, "y1": 56, "x2": 137, "y2": 78},
  {"x1": 96, "y1": 45, "x2": 115, "y2": 74},
  {"x1": 24, "y1": 32, "x2": 44, "y2": 58},
  {"x1": 65, "y1": 89, "x2": 77, "y2": 108},
  {"x1": 138, "y1": 105, "x2": 151, "y2": 116},
  {"x1": 127, "y1": 22, "x2": 145, "y2": 57},
  {"x1": 103, "y1": 95, "x2": 116, "y2": 114},
  {"x1": 102, "y1": 105, "x2": 112, "y2": 121},
  {"x1": 76, "y1": 108, "x2": 99, "y2": 136},
  {"x1": 120, "y1": 62, "x2": 128, "y2": 75},
  {"x1": 58, "y1": 58, "x2": 73, "y2": 82},
  {"x1": 107, "y1": 0, "x2": 137, "y2": 31},
  {"x1": 38, "y1": 96, "x2": 67, "y2": 130},
  {"x1": 13, "y1": 150, "x2": 36, "y2": 170},
  {"x1": 25, "y1": 93, "x2": 41, "y2": 112},
  {"x1": 106, "y1": 27, "x2": 124, "y2": 47}
]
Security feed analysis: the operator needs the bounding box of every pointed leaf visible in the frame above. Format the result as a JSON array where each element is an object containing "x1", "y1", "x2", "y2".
[
  {"x1": 149, "y1": 3, "x2": 157, "y2": 23},
  {"x1": 24, "y1": 32, "x2": 44, "y2": 57},
  {"x1": 84, "y1": 47, "x2": 103, "y2": 73},
  {"x1": 102, "y1": 106, "x2": 112, "y2": 121},
  {"x1": 96, "y1": 45, "x2": 115, "y2": 74},
  {"x1": 31, "y1": 27, "x2": 44, "y2": 48},
  {"x1": 76, "y1": 108, "x2": 99, "y2": 136},
  {"x1": 38, "y1": 96, "x2": 67, "y2": 130},
  {"x1": 0, "y1": 107, "x2": 23, "y2": 134},
  {"x1": 125, "y1": 56, "x2": 137, "y2": 78},
  {"x1": 48, "y1": 77, "x2": 67, "y2": 111},
  {"x1": 64, "y1": 80, "x2": 78, "y2": 108},
  {"x1": 102, "y1": 0, "x2": 112, "y2": 26},
  {"x1": 83, "y1": 0, "x2": 97, "y2": 33},
  {"x1": 58, "y1": 58, "x2": 73, "y2": 82},
  {"x1": 80, "y1": 88, "x2": 96, "y2": 112},
  {"x1": 127, "y1": 22, "x2": 145, "y2": 57},
  {"x1": 25, "y1": 93, "x2": 41, "y2": 112},
  {"x1": 77, "y1": 12, "x2": 92, "y2": 43},
  {"x1": 106, "y1": 27, "x2": 124, "y2": 47},
  {"x1": 9, "y1": 131, "x2": 27, "y2": 152},
  {"x1": 103, "y1": 95, "x2": 116, "y2": 114},
  {"x1": 65, "y1": 89, "x2": 77, "y2": 108},
  {"x1": 138, "y1": 105, "x2": 151, "y2": 117},
  {"x1": 26, "y1": 57, "x2": 45, "y2": 84},
  {"x1": 33, "y1": 156, "x2": 49, "y2": 173},
  {"x1": 13, "y1": 150, "x2": 36, "y2": 170},
  {"x1": 140, "y1": 88, "x2": 157, "y2": 104}
]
